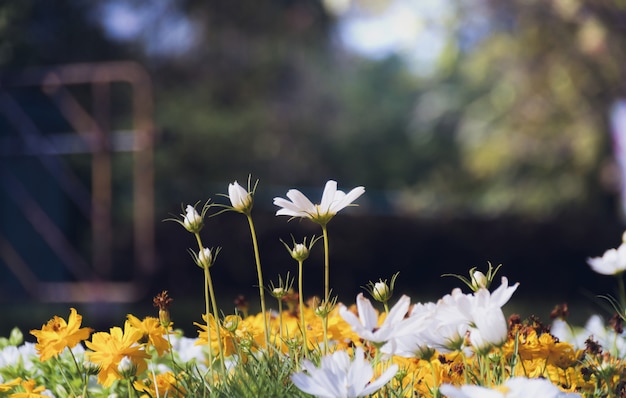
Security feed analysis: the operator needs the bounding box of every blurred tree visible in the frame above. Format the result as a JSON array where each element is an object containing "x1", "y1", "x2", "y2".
[{"x1": 400, "y1": 0, "x2": 626, "y2": 217}]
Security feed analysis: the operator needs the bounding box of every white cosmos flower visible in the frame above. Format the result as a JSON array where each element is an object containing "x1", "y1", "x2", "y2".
[
  {"x1": 273, "y1": 180, "x2": 365, "y2": 225},
  {"x1": 339, "y1": 293, "x2": 411, "y2": 346},
  {"x1": 439, "y1": 376, "x2": 582, "y2": 397},
  {"x1": 228, "y1": 180, "x2": 253, "y2": 214},
  {"x1": 587, "y1": 242, "x2": 626, "y2": 275},
  {"x1": 291, "y1": 346, "x2": 397, "y2": 398}
]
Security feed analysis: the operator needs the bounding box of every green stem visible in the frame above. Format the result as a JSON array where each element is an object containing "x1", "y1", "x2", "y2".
[
  {"x1": 278, "y1": 299, "x2": 284, "y2": 345},
  {"x1": 321, "y1": 224, "x2": 330, "y2": 355},
  {"x1": 322, "y1": 224, "x2": 330, "y2": 303},
  {"x1": 298, "y1": 260, "x2": 308, "y2": 358},
  {"x1": 67, "y1": 348, "x2": 85, "y2": 396},
  {"x1": 617, "y1": 274, "x2": 626, "y2": 314},
  {"x1": 195, "y1": 233, "x2": 215, "y2": 381},
  {"x1": 205, "y1": 265, "x2": 226, "y2": 374},
  {"x1": 246, "y1": 214, "x2": 270, "y2": 348},
  {"x1": 202, "y1": 266, "x2": 215, "y2": 380}
]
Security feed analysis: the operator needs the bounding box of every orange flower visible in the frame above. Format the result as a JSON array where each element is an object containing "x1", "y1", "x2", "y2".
[
  {"x1": 30, "y1": 308, "x2": 92, "y2": 361},
  {"x1": 127, "y1": 314, "x2": 171, "y2": 356},
  {"x1": 85, "y1": 320, "x2": 150, "y2": 387},
  {"x1": 9, "y1": 379, "x2": 48, "y2": 398}
]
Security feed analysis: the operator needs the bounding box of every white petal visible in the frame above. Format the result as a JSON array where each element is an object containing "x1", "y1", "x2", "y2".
[
  {"x1": 320, "y1": 180, "x2": 338, "y2": 212},
  {"x1": 355, "y1": 293, "x2": 379, "y2": 330},
  {"x1": 359, "y1": 364, "x2": 398, "y2": 396},
  {"x1": 330, "y1": 186, "x2": 365, "y2": 213},
  {"x1": 286, "y1": 189, "x2": 317, "y2": 213}
]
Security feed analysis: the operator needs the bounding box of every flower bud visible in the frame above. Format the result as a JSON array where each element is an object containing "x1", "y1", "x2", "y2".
[
  {"x1": 183, "y1": 205, "x2": 203, "y2": 234},
  {"x1": 471, "y1": 271, "x2": 488, "y2": 290},
  {"x1": 372, "y1": 281, "x2": 391, "y2": 302},
  {"x1": 228, "y1": 181, "x2": 254, "y2": 214},
  {"x1": 197, "y1": 248, "x2": 214, "y2": 269},
  {"x1": 290, "y1": 243, "x2": 310, "y2": 262},
  {"x1": 272, "y1": 287, "x2": 287, "y2": 299},
  {"x1": 222, "y1": 315, "x2": 241, "y2": 333},
  {"x1": 117, "y1": 356, "x2": 136, "y2": 378}
]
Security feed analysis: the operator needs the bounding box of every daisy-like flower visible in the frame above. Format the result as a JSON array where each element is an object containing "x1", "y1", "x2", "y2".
[
  {"x1": 291, "y1": 346, "x2": 398, "y2": 398},
  {"x1": 273, "y1": 180, "x2": 365, "y2": 226},
  {"x1": 29, "y1": 308, "x2": 92, "y2": 361},
  {"x1": 439, "y1": 376, "x2": 582, "y2": 397},
  {"x1": 85, "y1": 320, "x2": 150, "y2": 387},
  {"x1": 8, "y1": 379, "x2": 49, "y2": 398},
  {"x1": 587, "y1": 242, "x2": 626, "y2": 275},
  {"x1": 339, "y1": 293, "x2": 411, "y2": 346},
  {"x1": 126, "y1": 314, "x2": 171, "y2": 356}
]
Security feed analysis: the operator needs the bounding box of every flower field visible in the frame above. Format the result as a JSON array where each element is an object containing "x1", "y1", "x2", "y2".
[{"x1": 1, "y1": 179, "x2": 626, "y2": 397}]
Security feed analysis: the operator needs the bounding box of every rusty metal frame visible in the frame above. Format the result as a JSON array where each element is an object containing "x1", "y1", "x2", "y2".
[{"x1": 0, "y1": 61, "x2": 155, "y2": 302}]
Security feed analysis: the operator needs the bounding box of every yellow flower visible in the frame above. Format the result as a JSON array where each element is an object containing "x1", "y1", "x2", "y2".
[
  {"x1": 194, "y1": 314, "x2": 262, "y2": 357},
  {"x1": 9, "y1": 379, "x2": 48, "y2": 398},
  {"x1": 29, "y1": 308, "x2": 92, "y2": 361},
  {"x1": 0, "y1": 378, "x2": 21, "y2": 393},
  {"x1": 85, "y1": 320, "x2": 150, "y2": 387},
  {"x1": 134, "y1": 371, "x2": 186, "y2": 398},
  {"x1": 127, "y1": 314, "x2": 171, "y2": 356}
]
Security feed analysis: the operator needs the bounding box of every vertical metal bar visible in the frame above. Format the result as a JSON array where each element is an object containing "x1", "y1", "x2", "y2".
[
  {"x1": 133, "y1": 77, "x2": 156, "y2": 275},
  {"x1": 92, "y1": 77, "x2": 113, "y2": 278}
]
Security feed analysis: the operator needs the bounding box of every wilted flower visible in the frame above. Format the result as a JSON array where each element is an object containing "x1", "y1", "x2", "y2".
[
  {"x1": 273, "y1": 180, "x2": 365, "y2": 226},
  {"x1": 291, "y1": 346, "x2": 398, "y2": 398}
]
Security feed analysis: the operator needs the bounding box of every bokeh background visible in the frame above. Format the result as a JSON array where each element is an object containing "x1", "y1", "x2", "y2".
[{"x1": 1, "y1": 0, "x2": 626, "y2": 337}]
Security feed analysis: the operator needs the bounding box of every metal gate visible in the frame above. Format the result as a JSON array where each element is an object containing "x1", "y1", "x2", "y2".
[{"x1": 0, "y1": 61, "x2": 155, "y2": 303}]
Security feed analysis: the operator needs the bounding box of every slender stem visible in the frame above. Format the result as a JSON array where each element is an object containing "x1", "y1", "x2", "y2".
[
  {"x1": 322, "y1": 224, "x2": 330, "y2": 303},
  {"x1": 617, "y1": 274, "x2": 626, "y2": 313},
  {"x1": 321, "y1": 224, "x2": 330, "y2": 355},
  {"x1": 278, "y1": 299, "x2": 284, "y2": 345},
  {"x1": 202, "y1": 266, "x2": 215, "y2": 379},
  {"x1": 246, "y1": 214, "x2": 270, "y2": 348},
  {"x1": 69, "y1": 348, "x2": 90, "y2": 398},
  {"x1": 205, "y1": 265, "x2": 226, "y2": 374},
  {"x1": 194, "y1": 233, "x2": 215, "y2": 381},
  {"x1": 298, "y1": 260, "x2": 308, "y2": 358}
]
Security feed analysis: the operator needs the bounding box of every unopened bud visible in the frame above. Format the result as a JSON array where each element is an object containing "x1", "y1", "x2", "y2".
[
  {"x1": 372, "y1": 281, "x2": 391, "y2": 302},
  {"x1": 117, "y1": 356, "x2": 136, "y2": 378},
  {"x1": 182, "y1": 205, "x2": 203, "y2": 234},
  {"x1": 222, "y1": 315, "x2": 241, "y2": 333},
  {"x1": 471, "y1": 271, "x2": 488, "y2": 290},
  {"x1": 197, "y1": 248, "x2": 214, "y2": 269},
  {"x1": 290, "y1": 243, "x2": 309, "y2": 262}
]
